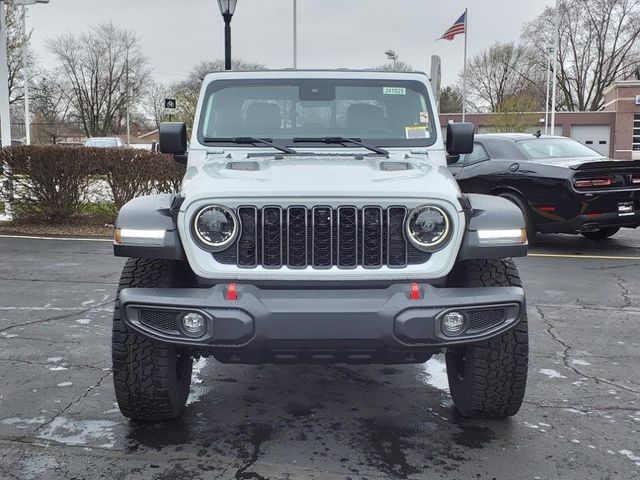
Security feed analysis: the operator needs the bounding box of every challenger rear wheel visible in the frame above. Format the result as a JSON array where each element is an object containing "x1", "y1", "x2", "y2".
[
  {"x1": 499, "y1": 193, "x2": 537, "y2": 244},
  {"x1": 112, "y1": 258, "x2": 194, "y2": 421},
  {"x1": 582, "y1": 227, "x2": 620, "y2": 240},
  {"x1": 445, "y1": 259, "x2": 529, "y2": 418}
]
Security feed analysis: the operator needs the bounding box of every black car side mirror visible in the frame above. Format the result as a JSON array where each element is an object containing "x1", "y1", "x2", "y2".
[
  {"x1": 160, "y1": 122, "x2": 188, "y2": 164},
  {"x1": 446, "y1": 122, "x2": 474, "y2": 156}
]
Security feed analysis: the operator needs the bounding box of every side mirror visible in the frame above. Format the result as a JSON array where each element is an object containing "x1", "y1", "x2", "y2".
[
  {"x1": 446, "y1": 122, "x2": 474, "y2": 155},
  {"x1": 160, "y1": 122, "x2": 188, "y2": 163}
]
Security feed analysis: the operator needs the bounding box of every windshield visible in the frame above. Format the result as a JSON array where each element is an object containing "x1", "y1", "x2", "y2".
[
  {"x1": 198, "y1": 78, "x2": 436, "y2": 148},
  {"x1": 518, "y1": 138, "x2": 603, "y2": 159}
]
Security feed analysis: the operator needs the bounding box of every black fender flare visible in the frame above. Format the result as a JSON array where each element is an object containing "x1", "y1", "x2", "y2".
[
  {"x1": 113, "y1": 194, "x2": 186, "y2": 260},
  {"x1": 457, "y1": 194, "x2": 528, "y2": 261}
]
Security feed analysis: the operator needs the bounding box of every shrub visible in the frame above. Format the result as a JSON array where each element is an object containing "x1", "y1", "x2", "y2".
[
  {"x1": 0, "y1": 146, "x2": 186, "y2": 222},
  {"x1": 2, "y1": 146, "x2": 94, "y2": 221}
]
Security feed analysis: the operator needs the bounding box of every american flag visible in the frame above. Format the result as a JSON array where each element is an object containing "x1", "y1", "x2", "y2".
[{"x1": 440, "y1": 12, "x2": 467, "y2": 41}]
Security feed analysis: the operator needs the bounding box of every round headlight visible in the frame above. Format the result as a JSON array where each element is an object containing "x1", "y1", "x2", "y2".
[
  {"x1": 193, "y1": 205, "x2": 238, "y2": 251},
  {"x1": 406, "y1": 205, "x2": 451, "y2": 251}
]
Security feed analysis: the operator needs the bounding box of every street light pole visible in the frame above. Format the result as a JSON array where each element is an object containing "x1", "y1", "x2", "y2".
[
  {"x1": 223, "y1": 12, "x2": 231, "y2": 70},
  {"x1": 217, "y1": 0, "x2": 237, "y2": 71},
  {"x1": 544, "y1": 47, "x2": 552, "y2": 135}
]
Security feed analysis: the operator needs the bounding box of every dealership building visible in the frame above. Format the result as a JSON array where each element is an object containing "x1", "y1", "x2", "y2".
[{"x1": 440, "y1": 80, "x2": 640, "y2": 160}]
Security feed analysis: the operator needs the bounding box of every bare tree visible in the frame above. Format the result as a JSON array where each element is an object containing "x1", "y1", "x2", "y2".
[
  {"x1": 374, "y1": 60, "x2": 415, "y2": 72},
  {"x1": 439, "y1": 85, "x2": 463, "y2": 113},
  {"x1": 142, "y1": 80, "x2": 170, "y2": 130},
  {"x1": 465, "y1": 42, "x2": 546, "y2": 112},
  {"x1": 30, "y1": 75, "x2": 72, "y2": 144},
  {"x1": 47, "y1": 22, "x2": 150, "y2": 137},
  {"x1": 172, "y1": 59, "x2": 263, "y2": 129},
  {"x1": 488, "y1": 95, "x2": 542, "y2": 133},
  {"x1": 523, "y1": 0, "x2": 640, "y2": 111},
  {"x1": 4, "y1": 0, "x2": 31, "y2": 105}
]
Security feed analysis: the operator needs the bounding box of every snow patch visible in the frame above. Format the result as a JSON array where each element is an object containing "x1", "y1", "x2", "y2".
[
  {"x1": 619, "y1": 450, "x2": 640, "y2": 466},
  {"x1": 571, "y1": 359, "x2": 591, "y2": 366},
  {"x1": 187, "y1": 358, "x2": 210, "y2": 405},
  {"x1": 539, "y1": 368, "x2": 566, "y2": 379},
  {"x1": 49, "y1": 366, "x2": 68, "y2": 371},
  {"x1": 421, "y1": 356, "x2": 450, "y2": 392},
  {"x1": 75, "y1": 318, "x2": 91, "y2": 325},
  {"x1": 37, "y1": 417, "x2": 118, "y2": 448},
  {"x1": 1, "y1": 417, "x2": 47, "y2": 426},
  {"x1": 46, "y1": 357, "x2": 64, "y2": 363},
  {"x1": 56, "y1": 382, "x2": 73, "y2": 387}
]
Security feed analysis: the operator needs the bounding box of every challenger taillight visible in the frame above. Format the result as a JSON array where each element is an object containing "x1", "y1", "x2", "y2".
[
  {"x1": 631, "y1": 174, "x2": 640, "y2": 185},
  {"x1": 574, "y1": 176, "x2": 612, "y2": 189}
]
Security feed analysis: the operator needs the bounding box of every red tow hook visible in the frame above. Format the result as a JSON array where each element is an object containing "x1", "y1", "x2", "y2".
[
  {"x1": 226, "y1": 283, "x2": 238, "y2": 301},
  {"x1": 410, "y1": 283, "x2": 422, "y2": 301}
]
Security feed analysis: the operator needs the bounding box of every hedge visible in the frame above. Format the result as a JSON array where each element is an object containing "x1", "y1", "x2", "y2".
[{"x1": 0, "y1": 146, "x2": 185, "y2": 222}]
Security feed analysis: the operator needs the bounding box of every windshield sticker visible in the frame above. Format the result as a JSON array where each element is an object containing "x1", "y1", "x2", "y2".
[
  {"x1": 405, "y1": 125, "x2": 430, "y2": 139},
  {"x1": 419, "y1": 112, "x2": 430, "y2": 124},
  {"x1": 383, "y1": 87, "x2": 407, "y2": 95}
]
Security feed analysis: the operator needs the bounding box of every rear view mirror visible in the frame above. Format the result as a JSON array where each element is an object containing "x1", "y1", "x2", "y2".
[
  {"x1": 446, "y1": 122, "x2": 474, "y2": 155},
  {"x1": 160, "y1": 122, "x2": 188, "y2": 163}
]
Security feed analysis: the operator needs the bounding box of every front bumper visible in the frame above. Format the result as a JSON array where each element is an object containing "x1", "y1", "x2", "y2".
[{"x1": 119, "y1": 283, "x2": 525, "y2": 363}]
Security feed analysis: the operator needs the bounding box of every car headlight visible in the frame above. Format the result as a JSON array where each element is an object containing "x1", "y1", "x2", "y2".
[
  {"x1": 406, "y1": 205, "x2": 452, "y2": 251},
  {"x1": 193, "y1": 205, "x2": 238, "y2": 251}
]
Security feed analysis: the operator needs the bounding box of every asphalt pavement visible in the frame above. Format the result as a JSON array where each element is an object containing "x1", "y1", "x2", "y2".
[{"x1": 0, "y1": 231, "x2": 639, "y2": 479}]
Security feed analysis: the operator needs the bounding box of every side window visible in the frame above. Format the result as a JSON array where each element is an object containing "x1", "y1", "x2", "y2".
[{"x1": 465, "y1": 143, "x2": 490, "y2": 164}]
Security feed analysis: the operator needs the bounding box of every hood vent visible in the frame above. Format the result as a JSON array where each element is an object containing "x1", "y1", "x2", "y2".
[
  {"x1": 379, "y1": 162, "x2": 413, "y2": 172},
  {"x1": 226, "y1": 161, "x2": 260, "y2": 171}
]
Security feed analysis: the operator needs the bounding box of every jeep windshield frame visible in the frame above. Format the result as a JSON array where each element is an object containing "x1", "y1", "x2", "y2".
[{"x1": 197, "y1": 78, "x2": 437, "y2": 150}]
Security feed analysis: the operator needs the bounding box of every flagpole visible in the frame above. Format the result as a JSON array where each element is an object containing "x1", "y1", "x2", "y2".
[
  {"x1": 462, "y1": 8, "x2": 468, "y2": 122},
  {"x1": 293, "y1": 0, "x2": 298, "y2": 68}
]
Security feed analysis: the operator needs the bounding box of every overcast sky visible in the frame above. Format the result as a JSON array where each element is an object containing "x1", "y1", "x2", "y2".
[{"x1": 27, "y1": 0, "x2": 554, "y2": 88}]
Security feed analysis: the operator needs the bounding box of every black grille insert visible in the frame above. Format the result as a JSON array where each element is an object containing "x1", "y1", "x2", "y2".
[
  {"x1": 140, "y1": 310, "x2": 179, "y2": 333},
  {"x1": 468, "y1": 309, "x2": 506, "y2": 332},
  {"x1": 214, "y1": 206, "x2": 431, "y2": 269}
]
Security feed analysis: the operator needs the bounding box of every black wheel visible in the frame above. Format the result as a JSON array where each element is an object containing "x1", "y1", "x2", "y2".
[
  {"x1": 112, "y1": 258, "x2": 194, "y2": 421},
  {"x1": 499, "y1": 193, "x2": 537, "y2": 244},
  {"x1": 582, "y1": 227, "x2": 620, "y2": 240},
  {"x1": 445, "y1": 259, "x2": 529, "y2": 418}
]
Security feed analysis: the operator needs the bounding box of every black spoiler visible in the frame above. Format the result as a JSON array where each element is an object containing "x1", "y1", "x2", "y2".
[{"x1": 571, "y1": 159, "x2": 640, "y2": 171}]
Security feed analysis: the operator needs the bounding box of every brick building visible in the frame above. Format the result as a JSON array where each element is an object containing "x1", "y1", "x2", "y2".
[{"x1": 440, "y1": 81, "x2": 640, "y2": 160}]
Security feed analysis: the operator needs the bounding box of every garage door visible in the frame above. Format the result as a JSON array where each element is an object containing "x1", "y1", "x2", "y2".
[{"x1": 571, "y1": 125, "x2": 611, "y2": 157}]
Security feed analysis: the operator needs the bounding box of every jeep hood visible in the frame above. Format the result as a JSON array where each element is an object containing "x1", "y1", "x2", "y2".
[{"x1": 181, "y1": 155, "x2": 461, "y2": 204}]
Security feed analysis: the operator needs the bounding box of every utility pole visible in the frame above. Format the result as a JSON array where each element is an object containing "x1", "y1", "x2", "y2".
[
  {"x1": 125, "y1": 56, "x2": 131, "y2": 145},
  {"x1": 293, "y1": 0, "x2": 297, "y2": 68},
  {"x1": 550, "y1": 0, "x2": 560, "y2": 136},
  {"x1": 0, "y1": 0, "x2": 14, "y2": 221},
  {"x1": 21, "y1": 4, "x2": 29, "y2": 144}
]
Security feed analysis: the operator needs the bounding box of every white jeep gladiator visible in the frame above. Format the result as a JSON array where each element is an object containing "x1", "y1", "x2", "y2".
[{"x1": 113, "y1": 70, "x2": 528, "y2": 421}]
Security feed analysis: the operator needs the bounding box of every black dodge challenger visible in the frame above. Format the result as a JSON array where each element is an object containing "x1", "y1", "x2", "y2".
[{"x1": 449, "y1": 134, "x2": 640, "y2": 241}]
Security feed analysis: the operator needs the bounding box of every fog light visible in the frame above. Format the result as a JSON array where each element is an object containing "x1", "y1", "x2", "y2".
[
  {"x1": 442, "y1": 311, "x2": 466, "y2": 336},
  {"x1": 181, "y1": 312, "x2": 206, "y2": 337}
]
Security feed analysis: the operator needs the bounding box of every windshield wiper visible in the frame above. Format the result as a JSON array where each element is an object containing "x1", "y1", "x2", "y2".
[
  {"x1": 293, "y1": 137, "x2": 389, "y2": 156},
  {"x1": 204, "y1": 137, "x2": 297, "y2": 155}
]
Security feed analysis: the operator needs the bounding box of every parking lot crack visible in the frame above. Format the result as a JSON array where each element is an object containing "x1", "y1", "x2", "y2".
[
  {"x1": 524, "y1": 400, "x2": 639, "y2": 412},
  {"x1": 24, "y1": 371, "x2": 112, "y2": 440},
  {"x1": 0, "y1": 299, "x2": 115, "y2": 334},
  {"x1": 536, "y1": 306, "x2": 640, "y2": 395},
  {"x1": 612, "y1": 273, "x2": 632, "y2": 308}
]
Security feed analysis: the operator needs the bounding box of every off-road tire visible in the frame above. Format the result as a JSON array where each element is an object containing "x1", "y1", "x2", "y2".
[
  {"x1": 582, "y1": 227, "x2": 620, "y2": 240},
  {"x1": 112, "y1": 258, "x2": 193, "y2": 421},
  {"x1": 499, "y1": 193, "x2": 537, "y2": 244},
  {"x1": 445, "y1": 259, "x2": 528, "y2": 418}
]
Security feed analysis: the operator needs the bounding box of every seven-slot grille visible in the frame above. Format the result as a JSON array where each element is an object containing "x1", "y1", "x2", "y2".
[{"x1": 213, "y1": 206, "x2": 431, "y2": 269}]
